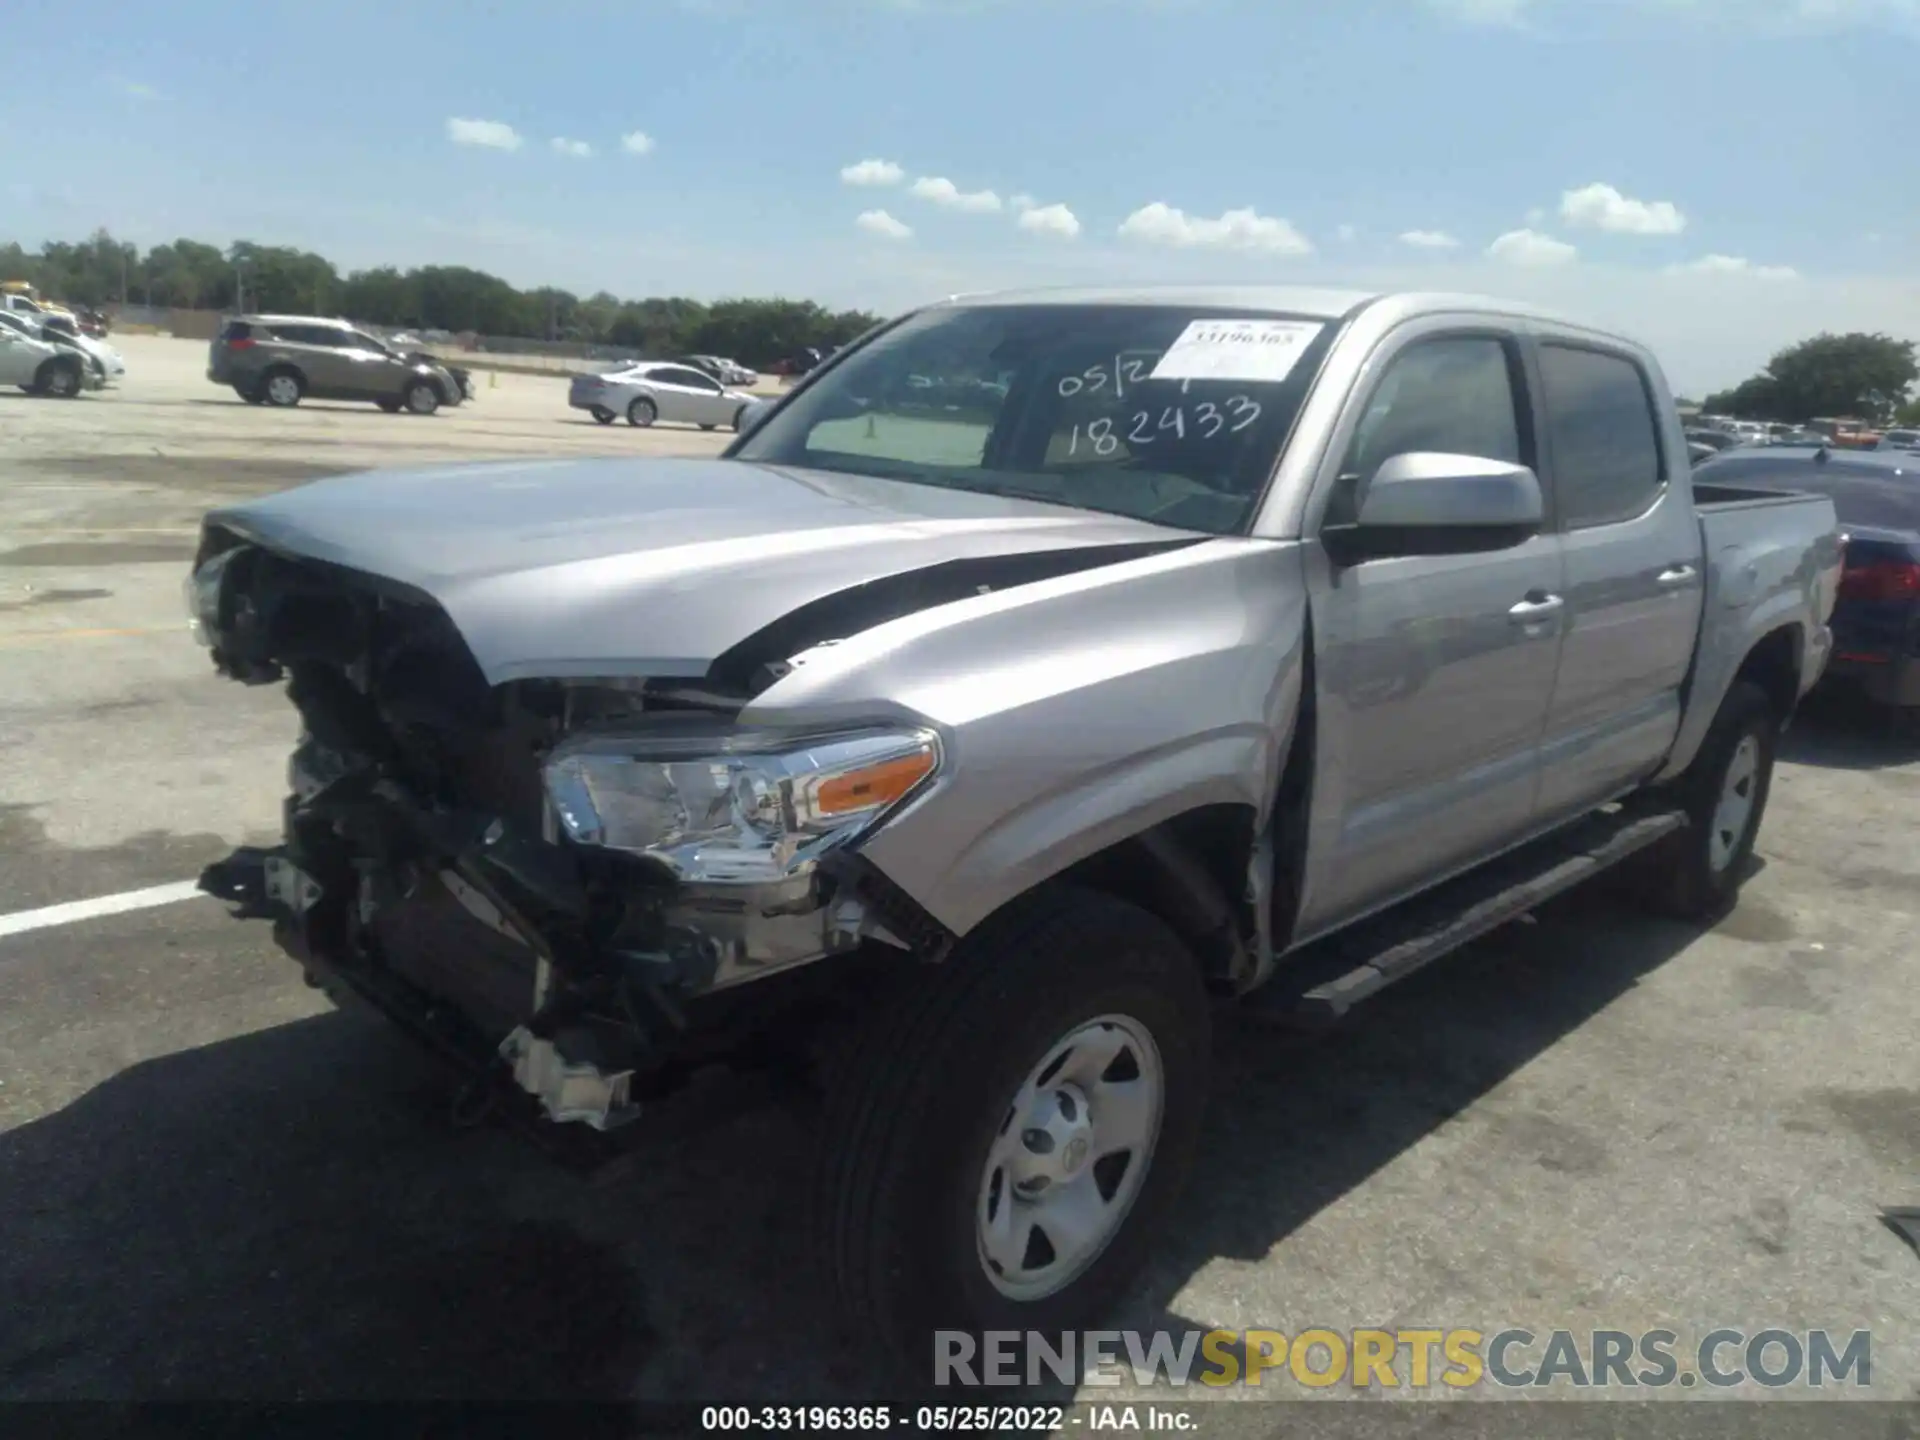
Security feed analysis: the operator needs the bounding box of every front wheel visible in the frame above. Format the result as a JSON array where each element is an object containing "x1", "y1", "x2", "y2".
[
  {"x1": 34, "y1": 359, "x2": 83, "y2": 399},
  {"x1": 403, "y1": 380, "x2": 440, "y2": 415},
  {"x1": 812, "y1": 888, "x2": 1210, "y2": 1378},
  {"x1": 626, "y1": 396, "x2": 657, "y2": 428},
  {"x1": 1638, "y1": 679, "x2": 1779, "y2": 921}
]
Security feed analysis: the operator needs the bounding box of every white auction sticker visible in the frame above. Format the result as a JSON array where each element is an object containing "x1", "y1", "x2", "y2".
[{"x1": 1148, "y1": 319, "x2": 1325, "y2": 384}]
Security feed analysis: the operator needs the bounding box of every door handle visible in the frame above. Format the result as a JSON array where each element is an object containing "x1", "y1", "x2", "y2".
[
  {"x1": 1508, "y1": 593, "x2": 1565, "y2": 623},
  {"x1": 1657, "y1": 564, "x2": 1697, "y2": 585}
]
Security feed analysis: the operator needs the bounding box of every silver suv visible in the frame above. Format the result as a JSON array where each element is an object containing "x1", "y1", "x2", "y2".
[{"x1": 208, "y1": 315, "x2": 464, "y2": 414}]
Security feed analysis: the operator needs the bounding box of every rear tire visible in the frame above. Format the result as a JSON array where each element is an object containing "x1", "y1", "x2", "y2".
[
  {"x1": 1637, "y1": 680, "x2": 1778, "y2": 921},
  {"x1": 627, "y1": 396, "x2": 658, "y2": 428},
  {"x1": 590, "y1": 406, "x2": 615, "y2": 425},
  {"x1": 811, "y1": 888, "x2": 1210, "y2": 1380},
  {"x1": 234, "y1": 382, "x2": 265, "y2": 404},
  {"x1": 376, "y1": 397, "x2": 403, "y2": 413},
  {"x1": 261, "y1": 368, "x2": 304, "y2": 408}
]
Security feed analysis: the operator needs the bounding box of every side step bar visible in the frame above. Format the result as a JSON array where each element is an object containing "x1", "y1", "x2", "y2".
[{"x1": 1246, "y1": 802, "x2": 1687, "y2": 1024}]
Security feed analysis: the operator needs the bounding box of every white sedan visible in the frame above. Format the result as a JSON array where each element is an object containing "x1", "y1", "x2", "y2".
[{"x1": 567, "y1": 360, "x2": 759, "y2": 430}]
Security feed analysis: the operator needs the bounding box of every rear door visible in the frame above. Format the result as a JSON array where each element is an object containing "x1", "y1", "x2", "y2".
[
  {"x1": 0, "y1": 324, "x2": 40, "y2": 386},
  {"x1": 261, "y1": 324, "x2": 346, "y2": 397},
  {"x1": 1530, "y1": 338, "x2": 1703, "y2": 823}
]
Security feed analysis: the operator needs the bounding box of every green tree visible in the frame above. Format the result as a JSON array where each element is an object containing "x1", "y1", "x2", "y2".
[
  {"x1": 1705, "y1": 332, "x2": 1917, "y2": 425},
  {"x1": 4, "y1": 228, "x2": 885, "y2": 355}
]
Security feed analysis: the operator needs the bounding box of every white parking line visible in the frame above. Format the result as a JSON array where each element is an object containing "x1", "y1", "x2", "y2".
[{"x1": 0, "y1": 880, "x2": 205, "y2": 940}]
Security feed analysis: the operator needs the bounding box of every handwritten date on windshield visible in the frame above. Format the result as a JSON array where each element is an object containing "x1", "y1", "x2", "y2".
[{"x1": 1064, "y1": 397, "x2": 1262, "y2": 457}]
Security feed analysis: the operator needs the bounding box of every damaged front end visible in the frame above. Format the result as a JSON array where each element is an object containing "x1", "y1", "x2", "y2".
[{"x1": 186, "y1": 530, "x2": 949, "y2": 1143}]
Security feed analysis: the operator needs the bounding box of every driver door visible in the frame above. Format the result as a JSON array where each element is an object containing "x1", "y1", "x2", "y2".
[
  {"x1": 337, "y1": 330, "x2": 409, "y2": 400},
  {"x1": 1291, "y1": 324, "x2": 1568, "y2": 939},
  {"x1": 0, "y1": 327, "x2": 36, "y2": 385}
]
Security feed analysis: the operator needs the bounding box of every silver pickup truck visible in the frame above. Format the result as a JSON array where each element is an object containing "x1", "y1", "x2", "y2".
[{"x1": 188, "y1": 286, "x2": 1841, "y2": 1368}]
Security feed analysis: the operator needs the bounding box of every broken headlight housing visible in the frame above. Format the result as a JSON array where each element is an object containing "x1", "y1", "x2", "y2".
[
  {"x1": 183, "y1": 545, "x2": 243, "y2": 646},
  {"x1": 541, "y1": 722, "x2": 941, "y2": 885}
]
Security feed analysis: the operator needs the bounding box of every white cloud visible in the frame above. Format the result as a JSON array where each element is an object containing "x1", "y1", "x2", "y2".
[
  {"x1": 1117, "y1": 203, "x2": 1313, "y2": 255},
  {"x1": 1017, "y1": 203, "x2": 1082, "y2": 239},
  {"x1": 1011, "y1": 193, "x2": 1037, "y2": 211},
  {"x1": 1669, "y1": 253, "x2": 1799, "y2": 280},
  {"x1": 1560, "y1": 182, "x2": 1686, "y2": 236},
  {"x1": 909, "y1": 176, "x2": 1003, "y2": 212},
  {"x1": 1400, "y1": 229, "x2": 1461, "y2": 249},
  {"x1": 446, "y1": 117, "x2": 524, "y2": 151},
  {"x1": 840, "y1": 158, "x2": 904, "y2": 186},
  {"x1": 1487, "y1": 228, "x2": 1578, "y2": 266},
  {"x1": 1525, "y1": 206, "x2": 1547, "y2": 226},
  {"x1": 550, "y1": 137, "x2": 593, "y2": 158},
  {"x1": 620, "y1": 131, "x2": 656, "y2": 156},
  {"x1": 856, "y1": 209, "x2": 913, "y2": 240}
]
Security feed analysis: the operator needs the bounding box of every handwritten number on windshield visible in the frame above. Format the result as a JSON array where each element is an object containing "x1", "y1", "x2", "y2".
[
  {"x1": 1057, "y1": 356, "x2": 1155, "y2": 399},
  {"x1": 1065, "y1": 397, "x2": 1262, "y2": 457}
]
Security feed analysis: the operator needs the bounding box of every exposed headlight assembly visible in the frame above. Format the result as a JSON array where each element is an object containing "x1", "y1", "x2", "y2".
[
  {"x1": 182, "y1": 546, "x2": 244, "y2": 646},
  {"x1": 541, "y1": 723, "x2": 941, "y2": 885}
]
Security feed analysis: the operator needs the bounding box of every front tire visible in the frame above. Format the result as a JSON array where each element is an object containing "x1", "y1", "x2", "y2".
[
  {"x1": 626, "y1": 396, "x2": 658, "y2": 428},
  {"x1": 812, "y1": 888, "x2": 1210, "y2": 1379},
  {"x1": 33, "y1": 358, "x2": 83, "y2": 399},
  {"x1": 403, "y1": 380, "x2": 440, "y2": 415},
  {"x1": 261, "y1": 368, "x2": 304, "y2": 408},
  {"x1": 1639, "y1": 679, "x2": 1778, "y2": 920}
]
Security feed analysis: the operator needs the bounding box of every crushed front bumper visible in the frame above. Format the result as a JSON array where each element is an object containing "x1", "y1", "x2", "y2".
[{"x1": 196, "y1": 733, "x2": 926, "y2": 1146}]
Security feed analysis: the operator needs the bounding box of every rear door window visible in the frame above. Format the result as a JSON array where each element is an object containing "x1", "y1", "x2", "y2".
[{"x1": 1539, "y1": 344, "x2": 1667, "y2": 529}]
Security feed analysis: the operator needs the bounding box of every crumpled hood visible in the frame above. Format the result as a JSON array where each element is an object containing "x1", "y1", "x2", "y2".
[{"x1": 207, "y1": 456, "x2": 1187, "y2": 684}]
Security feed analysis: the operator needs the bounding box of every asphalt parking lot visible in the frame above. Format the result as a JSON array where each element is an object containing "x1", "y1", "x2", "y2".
[{"x1": 0, "y1": 338, "x2": 1916, "y2": 1407}]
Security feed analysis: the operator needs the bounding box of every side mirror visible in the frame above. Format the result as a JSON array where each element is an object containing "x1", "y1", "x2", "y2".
[
  {"x1": 1328, "y1": 451, "x2": 1545, "y2": 563},
  {"x1": 736, "y1": 397, "x2": 776, "y2": 436}
]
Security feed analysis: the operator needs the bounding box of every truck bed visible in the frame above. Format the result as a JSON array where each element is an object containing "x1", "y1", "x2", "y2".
[{"x1": 1657, "y1": 478, "x2": 1841, "y2": 782}]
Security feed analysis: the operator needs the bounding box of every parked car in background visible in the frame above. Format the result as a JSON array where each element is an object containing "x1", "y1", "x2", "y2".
[
  {"x1": 1685, "y1": 426, "x2": 1743, "y2": 453},
  {"x1": 208, "y1": 316, "x2": 466, "y2": 413},
  {"x1": 567, "y1": 359, "x2": 758, "y2": 429},
  {"x1": 0, "y1": 313, "x2": 95, "y2": 397},
  {"x1": 35, "y1": 311, "x2": 126, "y2": 387},
  {"x1": 188, "y1": 285, "x2": 1840, "y2": 1368},
  {"x1": 1695, "y1": 445, "x2": 1918, "y2": 718},
  {"x1": 678, "y1": 354, "x2": 759, "y2": 387},
  {"x1": 1875, "y1": 428, "x2": 1920, "y2": 452}
]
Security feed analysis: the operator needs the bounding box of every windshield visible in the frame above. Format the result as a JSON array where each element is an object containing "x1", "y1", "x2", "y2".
[{"x1": 730, "y1": 302, "x2": 1341, "y2": 534}]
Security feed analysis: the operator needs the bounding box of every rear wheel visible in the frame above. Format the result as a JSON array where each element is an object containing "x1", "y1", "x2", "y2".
[
  {"x1": 376, "y1": 397, "x2": 403, "y2": 413},
  {"x1": 812, "y1": 888, "x2": 1210, "y2": 1378},
  {"x1": 627, "y1": 396, "x2": 657, "y2": 428},
  {"x1": 1637, "y1": 680, "x2": 1778, "y2": 921},
  {"x1": 234, "y1": 382, "x2": 265, "y2": 404},
  {"x1": 590, "y1": 405, "x2": 615, "y2": 425},
  {"x1": 261, "y1": 368, "x2": 304, "y2": 408}
]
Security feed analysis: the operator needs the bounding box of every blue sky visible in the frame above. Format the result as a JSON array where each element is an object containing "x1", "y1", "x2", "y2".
[{"x1": 2, "y1": 0, "x2": 1915, "y2": 392}]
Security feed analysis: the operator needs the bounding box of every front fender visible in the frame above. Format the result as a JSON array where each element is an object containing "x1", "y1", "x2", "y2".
[{"x1": 741, "y1": 536, "x2": 1309, "y2": 937}]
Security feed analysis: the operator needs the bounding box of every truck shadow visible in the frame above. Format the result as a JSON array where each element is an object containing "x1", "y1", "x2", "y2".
[{"x1": 0, "y1": 883, "x2": 1717, "y2": 1402}]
